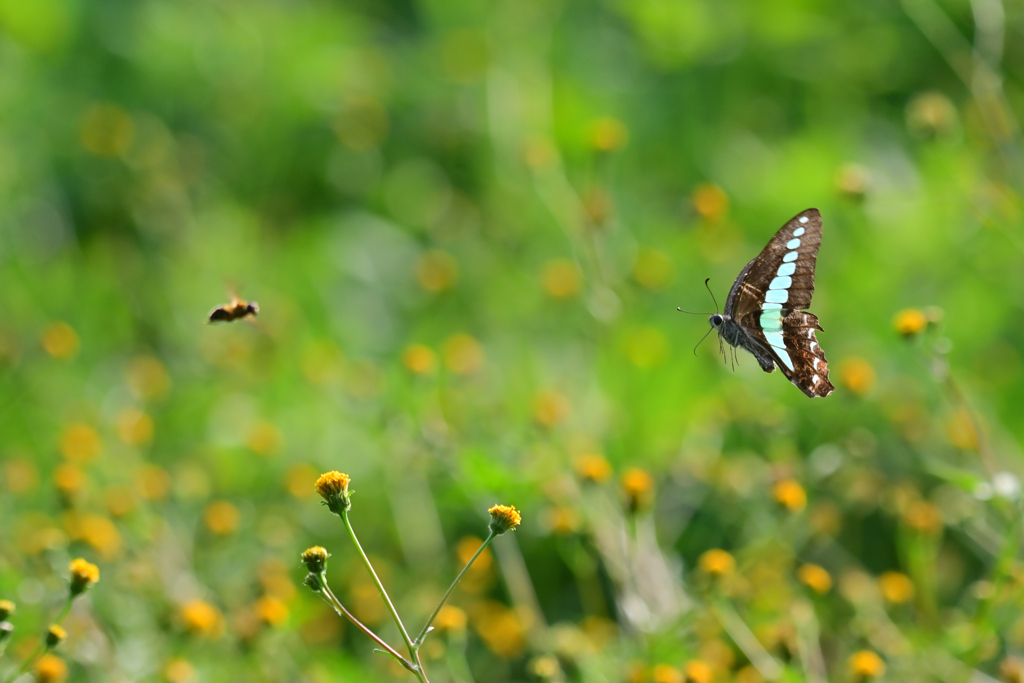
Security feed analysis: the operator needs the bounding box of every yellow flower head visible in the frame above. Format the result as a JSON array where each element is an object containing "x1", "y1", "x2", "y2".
[
  {"x1": 839, "y1": 357, "x2": 876, "y2": 397},
  {"x1": 256, "y1": 596, "x2": 289, "y2": 627},
  {"x1": 45, "y1": 624, "x2": 67, "y2": 648},
  {"x1": 0, "y1": 599, "x2": 14, "y2": 620},
  {"x1": 622, "y1": 468, "x2": 655, "y2": 512},
  {"x1": 878, "y1": 571, "x2": 915, "y2": 604},
  {"x1": 902, "y1": 500, "x2": 943, "y2": 535},
  {"x1": 488, "y1": 504, "x2": 522, "y2": 535},
  {"x1": 34, "y1": 653, "x2": 67, "y2": 683},
  {"x1": 314, "y1": 471, "x2": 352, "y2": 514},
  {"x1": 163, "y1": 658, "x2": 195, "y2": 683},
  {"x1": 692, "y1": 183, "x2": 729, "y2": 222},
  {"x1": 68, "y1": 558, "x2": 100, "y2": 596},
  {"x1": 652, "y1": 664, "x2": 683, "y2": 683},
  {"x1": 797, "y1": 563, "x2": 833, "y2": 594},
  {"x1": 848, "y1": 650, "x2": 885, "y2": 679},
  {"x1": 542, "y1": 259, "x2": 582, "y2": 299},
  {"x1": 772, "y1": 479, "x2": 807, "y2": 512},
  {"x1": 300, "y1": 546, "x2": 330, "y2": 574},
  {"x1": 435, "y1": 605, "x2": 468, "y2": 633},
  {"x1": 575, "y1": 453, "x2": 612, "y2": 483},
  {"x1": 180, "y1": 599, "x2": 223, "y2": 638},
  {"x1": 416, "y1": 250, "x2": 459, "y2": 292},
  {"x1": 204, "y1": 501, "x2": 240, "y2": 535},
  {"x1": 698, "y1": 549, "x2": 735, "y2": 577},
  {"x1": 402, "y1": 344, "x2": 437, "y2": 375},
  {"x1": 533, "y1": 390, "x2": 570, "y2": 428},
  {"x1": 42, "y1": 322, "x2": 79, "y2": 360},
  {"x1": 894, "y1": 309, "x2": 928, "y2": 336},
  {"x1": 684, "y1": 660, "x2": 713, "y2": 683},
  {"x1": 590, "y1": 117, "x2": 628, "y2": 152}
]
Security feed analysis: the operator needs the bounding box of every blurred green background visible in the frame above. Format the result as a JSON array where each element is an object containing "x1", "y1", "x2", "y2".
[{"x1": 2, "y1": 0, "x2": 1024, "y2": 681}]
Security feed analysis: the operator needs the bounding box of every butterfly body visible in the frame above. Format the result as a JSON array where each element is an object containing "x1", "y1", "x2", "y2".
[
  {"x1": 711, "y1": 209, "x2": 834, "y2": 398},
  {"x1": 208, "y1": 297, "x2": 259, "y2": 323}
]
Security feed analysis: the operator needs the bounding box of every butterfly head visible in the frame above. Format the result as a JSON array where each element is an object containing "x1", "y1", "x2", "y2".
[{"x1": 709, "y1": 313, "x2": 724, "y2": 328}]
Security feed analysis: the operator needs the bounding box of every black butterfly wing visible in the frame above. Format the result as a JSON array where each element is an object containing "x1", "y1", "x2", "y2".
[{"x1": 725, "y1": 209, "x2": 834, "y2": 398}]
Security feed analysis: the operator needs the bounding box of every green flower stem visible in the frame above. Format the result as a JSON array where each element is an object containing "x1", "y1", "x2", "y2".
[
  {"x1": 339, "y1": 509, "x2": 429, "y2": 682},
  {"x1": 316, "y1": 581, "x2": 413, "y2": 671},
  {"x1": 1, "y1": 595, "x2": 74, "y2": 683},
  {"x1": 414, "y1": 530, "x2": 496, "y2": 648}
]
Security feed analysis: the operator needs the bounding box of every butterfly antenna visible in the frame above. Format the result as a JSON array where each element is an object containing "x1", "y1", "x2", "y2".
[
  {"x1": 704, "y1": 278, "x2": 719, "y2": 314},
  {"x1": 692, "y1": 326, "x2": 715, "y2": 356}
]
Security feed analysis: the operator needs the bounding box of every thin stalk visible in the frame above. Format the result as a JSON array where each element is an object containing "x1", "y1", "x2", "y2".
[
  {"x1": 415, "y1": 530, "x2": 496, "y2": 647},
  {"x1": 317, "y1": 583, "x2": 413, "y2": 671},
  {"x1": 2, "y1": 595, "x2": 73, "y2": 683},
  {"x1": 340, "y1": 510, "x2": 428, "y2": 682}
]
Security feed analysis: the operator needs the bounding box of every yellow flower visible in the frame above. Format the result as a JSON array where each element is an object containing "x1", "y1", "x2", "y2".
[
  {"x1": 734, "y1": 665, "x2": 763, "y2": 683},
  {"x1": 137, "y1": 465, "x2": 171, "y2": 501},
  {"x1": 906, "y1": 91, "x2": 957, "y2": 137},
  {"x1": 590, "y1": 117, "x2": 628, "y2": 151},
  {"x1": 34, "y1": 653, "x2": 67, "y2": 683},
  {"x1": 840, "y1": 357, "x2": 876, "y2": 396},
  {"x1": 684, "y1": 660, "x2": 713, "y2": 683},
  {"x1": 894, "y1": 309, "x2": 927, "y2": 336},
  {"x1": 622, "y1": 468, "x2": 654, "y2": 512},
  {"x1": 533, "y1": 390, "x2": 570, "y2": 428},
  {"x1": 41, "y1": 322, "x2": 79, "y2": 360},
  {"x1": 0, "y1": 599, "x2": 14, "y2": 620},
  {"x1": 45, "y1": 624, "x2": 66, "y2": 647},
  {"x1": 575, "y1": 453, "x2": 612, "y2": 483},
  {"x1": 797, "y1": 563, "x2": 833, "y2": 594},
  {"x1": 442, "y1": 333, "x2": 483, "y2": 375},
  {"x1": 255, "y1": 596, "x2": 289, "y2": 627},
  {"x1": 522, "y1": 136, "x2": 558, "y2": 170},
  {"x1": 848, "y1": 650, "x2": 885, "y2": 679},
  {"x1": 835, "y1": 163, "x2": 870, "y2": 199},
  {"x1": 59, "y1": 423, "x2": 101, "y2": 462},
  {"x1": 180, "y1": 599, "x2": 223, "y2": 637},
  {"x1": 54, "y1": 464, "x2": 85, "y2": 495},
  {"x1": 488, "y1": 504, "x2": 522, "y2": 535},
  {"x1": 116, "y1": 408, "x2": 153, "y2": 446},
  {"x1": 163, "y1": 658, "x2": 195, "y2": 683},
  {"x1": 468, "y1": 601, "x2": 525, "y2": 659},
  {"x1": 80, "y1": 515, "x2": 121, "y2": 558},
  {"x1": 68, "y1": 558, "x2": 100, "y2": 595},
  {"x1": 300, "y1": 546, "x2": 330, "y2": 574},
  {"x1": 204, "y1": 501, "x2": 240, "y2": 535},
  {"x1": 772, "y1": 479, "x2": 807, "y2": 512},
  {"x1": 878, "y1": 571, "x2": 915, "y2": 604},
  {"x1": 545, "y1": 506, "x2": 580, "y2": 535},
  {"x1": 402, "y1": 344, "x2": 437, "y2": 374},
  {"x1": 698, "y1": 549, "x2": 735, "y2": 577},
  {"x1": 285, "y1": 464, "x2": 318, "y2": 498},
  {"x1": 902, "y1": 500, "x2": 943, "y2": 535},
  {"x1": 692, "y1": 183, "x2": 729, "y2": 221},
  {"x1": 529, "y1": 654, "x2": 562, "y2": 679},
  {"x1": 652, "y1": 664, "x2": 683, "y2": 683},
  {"x1": 416, "y1": 250, "x2": 459, "y2": 292},
  {"x1": 125, "y1": 355, "x2": 171, "y2": 400},
  {"x1": 434, "y1": 605, "x2": 467, "y2": 633},
  {"x1": 999, "y1": 657, "x2": 1024, "y2": 683},
  {"x1": 542, "y1": 259, "x2": 582, "y2": 299},
  {"x1": 314, "y1": 471, "x2": 351, "y2": 499},
  {"x1": 246, "y1": 421, "x2": 281, "y2": 456}
]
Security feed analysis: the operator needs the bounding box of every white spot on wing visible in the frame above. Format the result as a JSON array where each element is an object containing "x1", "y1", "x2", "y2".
[
  {"x1": 810, "y1": 341, "x2": 818, "y2": 352},
  {"x1": 786, "y1": 238, "x2": 801, "y2": 249},
  {"x1": 813, "y1": 358, "x2": 820, "y2": 368},
  {"x1": 764, "y1": 330, "x2": 793, "y2": 370},
  {"x1": 769, "y1": 275, "x2": 792, "y2": 290},
  {"x1": 793, "y1": 227, "x2": 805, "y2": 237},
  {"x1": 777, "y1": 262, "x2": 796, "y2": 277},
  {"x1": 765, "y1": 289, "x2": 789, "y2": 304},
  {"x1": 783, "y1": 251, "x2": 798, "y2": 262},
  {"x1": 813, "y1": 375, "x2": 820, "y2": 384},
  {"x1": 806, "y1": 329, "x2": 813, "y2": 338},
  {"x1": 799, "y1": 216, "x2": 809, "y2": 224}
]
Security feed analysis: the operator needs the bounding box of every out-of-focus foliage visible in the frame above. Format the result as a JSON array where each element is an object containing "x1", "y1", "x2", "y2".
[{"x1": 2, "y1": 0, "x2": 1024, "y2": 680}]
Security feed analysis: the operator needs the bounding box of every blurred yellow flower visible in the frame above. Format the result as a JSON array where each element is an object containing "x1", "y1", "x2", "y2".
[
  {"x1": 69, "y1": 558, "x2": 100, "y2": 594},
  {"x1": 529, "y1": 654, "x2": 562, "y2": 679},
  {"x1": 54, "y1": 464, "x2": 85, "y2": 495},
  {"x1": 839, "y1": 357, "x2": 876, "y2": 396},
  {"x1": 797, "y1": 563, "x2": 833, "y2": 594},
  {"x1": 285, "y1": 464, "x2": 318, "y2": 498},
  {"x1": 137, "y1": 464, "x2": 171, "y2": 501},
  {"x1": 41, "y1": 322, "x2": 79, "y2": 359},
  {"x1": 698, "y1": 549, "x2": 735, "y2": 577},
  {"x1": 626, "y1": 662, "x2": 650, "y2": 683},
  {"x1": 469, "y1": 601, "x2": 525, "y2": 659},
  {"x1": 434, "y1": 605, "x2": 467, "y2": 633},
  {"x1": 126, "y1": 355, "x2": 171, "y2": 401},
  {"x1": 180, "y1": 599, "x2": 223, "y2": 637},
  {"x1": 34, "y1": 653, "x2": 67, "y2": 683},
  {"x1": 164, "y1": 658, "x2": 195, "y2": 683},
  {"x1": 80, "y1": 103, "x2": 135, "y2": 157},
  {"x1": 848, "y1": 650, "x2": 885, "y2": 679},
  {"x1": 652, "y1": 664, "x2": 683, "y2": 683},
  {"x1": 999, "y1": 656, "x2": 1024, "y2": 683},
  {"x1": 590, "y1": 117, "x2": 628, "y2": 152},
  {"x1": 809, "y1": 501, "x2": 842, "y2": 536},
  {"x1": 522, "y1": 136, "x2": 558, "y2": 170},
  {"x1": 575, "y1": 453, "x2": 612, "y2": 483},
  {"x1": 534, "y1": 390, "x2": 570, "y2": 428},
  {"x1": 633, "y1": 248, "x2": 675, "y2": 291},
  {"x1": 684, "y1": 660, "x2": 713, "y2": 683},
  {"x1": 246, "y1": 420, "x2": 282, "y2": 456},
  {"x1": 204, "y1": 501, "x2": 240, "y2": 535},
  {"x1": 456, "y1": 536, "x2": 492, "y2": 575},
  {"x1": 116, "y1": 408, "x2": 153, "y2": 446},
  {"x1": 692, "y1": 183, "x2": 729, "y2": 221},
  {"x1": 80, "y1": 514, "x2": 121, "y2": 557},
  {"x1": 46, "y1": 624, "x2": 66, "y2": 647},
  {"x1": 906, "y1": 91, "x2": 957, "y2": 137},
  {"x1": 255, "y1": 595, "x2": 289, "y2": 627},
  {"x1": 4, "y1": 459, "x2": 39, "y2": 493},
  {"x1": 945, "y1": 408, "x2": 979, "y2": 450},
  {"x1": 902, "y1": 500, "x2": 943, "y2": 535},
  {"x1": 402, "y1": 343, "x2": 437, "y2": 374},
  {"x1": 442, "y1": 333, "x2": 484, "y2": 375},
  {"x1": 542, "y1": 259, "x2": 582, "y2": 299},
  {"x1": 772, "y1": 479, "x2": 807, "y2": 512},
  {"x1": 0, "y1": 599, "x2": 13, "y2": 619},
  {"x1": 104, "y1": 485, "x2": 135, "y2": 517},
  {"x1": 894, "y1": 309, "x2": 927, "y2": 336},
  {"x1": 836, "y1": 162, "x2": 871, "y2": 199},
  {"x1": 488, "y1": 504, "x2": 522, "y2": 535},
  {"x1": 545, "y1": 506, "x2": 579, "y2": 535},
  {"x1": 733, "y1": 665, "x2": 763, "y2": 683},
  {"x1": 60, "y1": 423, "x2": 101, "y2": 462},
  {"x1": 878, "y1": 571, "x2": 915, "y2": 604},
  {"x1": 416, "y1": 249, "x2": 459, "y2": 292},
  {"x1": 622, "y1": 468, "x2": 654, "y2": 512},
  {"x1": 583, "y1": 188, "x2": 612, "y2": 226}
]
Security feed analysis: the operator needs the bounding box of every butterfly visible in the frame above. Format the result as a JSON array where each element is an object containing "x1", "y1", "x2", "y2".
[{"x1": 700, "y1": 208, "x2": 834, "y2": 398}]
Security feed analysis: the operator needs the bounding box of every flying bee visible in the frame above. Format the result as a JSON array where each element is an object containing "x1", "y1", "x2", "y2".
[{"x1": 207, "y1": 295, "x2": 259, "y2": 324}]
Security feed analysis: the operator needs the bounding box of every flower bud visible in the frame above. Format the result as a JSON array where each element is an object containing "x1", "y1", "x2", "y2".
[
  {"x1": 314, "y1": 471, "x2": 352, "y2": 515},
  {"x1": 487, "y1": 504, "x2": 522, "y2": 535},
  {"x1": 68, "y1": 559, "x2": 100, "y2": 597},
  {"x1": 45, "y1": 624, "x2": 67, "y2": 648},
  {"x1": 300, "y1": 546, "x2": 330, "y2": 574}
]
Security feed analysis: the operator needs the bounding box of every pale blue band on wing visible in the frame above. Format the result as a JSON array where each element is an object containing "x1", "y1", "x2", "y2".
[
  {"x1": 786, "y1": 238, "x2": 801, "y2": 249},
  {"x1": 765, "y1": 289, "x2": 789, "y2": 304},
  {"x1": 769, "y1": 275, "x2": 792, "y2": 290},
  {"x1": 783, "y1": 251, "x2": 798, "y2": 262},
  {"x1": 793, "y1": 227, "x2": 805, "y2": 237},
  {"x1": 763, "y1": 330, "x2": 793, "y2": 369},
  {"x1": 777, "y1": 262, "x2": 796, "y2": 276}
]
